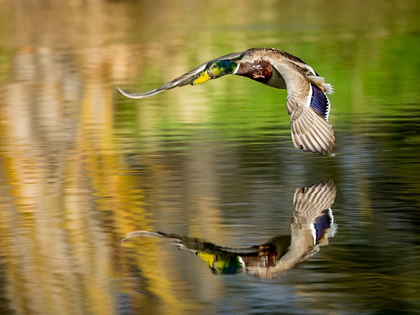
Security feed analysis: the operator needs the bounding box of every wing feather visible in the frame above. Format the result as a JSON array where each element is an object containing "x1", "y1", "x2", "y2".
[
  {"x1": 117, "y1": 51, "x2": 244, "y2": 99},
  {"x1": 293, "y1": 180, "x2": 336, "y2": 224},
  {"x1": 272, "y1": 60, "x2": 335, "y2": 155},
  {"x1": 289, "y1": 102, "x2": 335, "y2": 154},
  {"x1": 310, "y1": 123, "x2": 331, "y2": 151}
]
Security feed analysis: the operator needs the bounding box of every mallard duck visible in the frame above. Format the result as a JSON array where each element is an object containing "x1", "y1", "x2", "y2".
[
  {"x1": 122, "y1": 180, "x2": 337, "y2": 279},
  {"x1": 117, "y1": 48, "x2": 335, "y2": 155}
]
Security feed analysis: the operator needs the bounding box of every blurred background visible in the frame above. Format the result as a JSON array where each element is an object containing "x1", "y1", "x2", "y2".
[{"x1": 0, "y1": 0, "x2": 419, "y2": 314}]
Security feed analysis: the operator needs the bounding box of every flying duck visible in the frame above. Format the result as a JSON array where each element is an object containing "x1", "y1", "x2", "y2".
[{"x1": 117, "y1": 48, "x2": 335, "y2": 155}]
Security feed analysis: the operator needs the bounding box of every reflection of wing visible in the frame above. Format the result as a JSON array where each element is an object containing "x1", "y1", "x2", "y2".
[
  {"x1": 117, "y1": 52, "x2": 243, "y2": 99},
  {"x1": 293, "y1": 179, "x2": 336, "y2": 224},
  {"x1": 246, "y1": 180, "x2": 336, "y2": 279},
  {"x1": 123, "y1": 230, "x2": 258, "y2": 254}
]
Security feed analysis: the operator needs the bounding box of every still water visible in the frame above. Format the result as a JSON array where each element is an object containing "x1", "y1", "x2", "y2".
[{"x1": 0, "y1": 0, "x2": 420, "y2": 314}]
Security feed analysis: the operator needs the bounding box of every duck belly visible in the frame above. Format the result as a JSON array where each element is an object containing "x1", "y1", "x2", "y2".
[{"x1": 264, "y1": 67, "x2": 286, "y2": 89}]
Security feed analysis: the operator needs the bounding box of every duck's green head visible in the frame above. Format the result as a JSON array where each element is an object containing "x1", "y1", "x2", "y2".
[{"x1": 192, "y1": 60, "x2": 238, "y2": 85}]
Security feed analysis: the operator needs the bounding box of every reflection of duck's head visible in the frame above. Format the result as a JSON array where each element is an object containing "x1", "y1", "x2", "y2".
[
  {"x1": 122, "y1": 180, "x2": 337, "y2": 279},
  {"x1": 197, "y1": 252, "x2": 244, "y2": 275}
]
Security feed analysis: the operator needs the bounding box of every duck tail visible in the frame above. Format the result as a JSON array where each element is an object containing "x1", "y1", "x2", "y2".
[
  {"x1": 306, "y1": 75, "x2": 334, "y2": 94},
  {"x1": 322, "y1": 83, "x2": 334, "y2": 94}
]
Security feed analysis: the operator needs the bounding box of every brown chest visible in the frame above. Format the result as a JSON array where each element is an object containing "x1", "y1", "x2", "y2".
[{"x1": 237, "y1": 59, "x2": 273, "y2": 83}]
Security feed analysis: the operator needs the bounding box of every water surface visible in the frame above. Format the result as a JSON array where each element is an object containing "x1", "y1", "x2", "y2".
[{"x1": 0, "y1": 1, "x2": 419, "y2": 314}]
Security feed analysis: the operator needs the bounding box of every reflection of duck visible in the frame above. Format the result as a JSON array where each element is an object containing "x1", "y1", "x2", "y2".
[
  {"x1": 123, "y1": 180, "x2": 337, "y2": 279},
  {"x1": 117, "y1": 48, "x2": 335, "y2": 155}
]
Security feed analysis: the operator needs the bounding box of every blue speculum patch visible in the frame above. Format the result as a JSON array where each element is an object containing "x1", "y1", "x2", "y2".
[
  {"x1": 310, "y1": 84, "x2": 330, "y2": 120},
  {"x1": 314, "y1": 211, "x2": 333, "y2": 242}
]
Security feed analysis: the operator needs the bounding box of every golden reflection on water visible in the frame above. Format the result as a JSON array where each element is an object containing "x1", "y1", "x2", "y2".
[
  {"x1": 0, "y1": 24, "x2": 187, "y2": 313},
  {"x1": 0, "y1": 92, "x2": 197, "y2": 313}
]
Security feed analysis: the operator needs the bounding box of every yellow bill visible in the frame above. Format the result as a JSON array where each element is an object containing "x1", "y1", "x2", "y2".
[
  {"x1": 197, "y1": 252, "x2": 216, "y2": 268},
  {"x1": 192, "y1": 71, "x2": 211, "y2": 85}
]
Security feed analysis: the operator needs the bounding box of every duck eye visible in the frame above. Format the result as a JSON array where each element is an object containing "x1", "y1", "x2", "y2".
[{"x1": 211, "y1": 64, "x2": 218, "y2": 69}]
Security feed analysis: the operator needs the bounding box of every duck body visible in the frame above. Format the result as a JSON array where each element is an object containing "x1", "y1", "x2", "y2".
[{"x1": 118, "y1": 48, "x2": 335, "y2": 155}]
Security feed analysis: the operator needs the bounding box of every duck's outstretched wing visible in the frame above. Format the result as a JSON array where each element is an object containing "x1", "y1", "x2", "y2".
[
  {"x1": 288, "y1": 98, "x2": 335, "y2": 155},
  {"x1": 117, "y1": 51, "x2": 244, "y2": 99},
  {"x1": 292, "y1": 180, "x2": 336, "y2": 224},
  {"x1": 271, "y1": 58, "x2": 335, "y2": 155}
]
